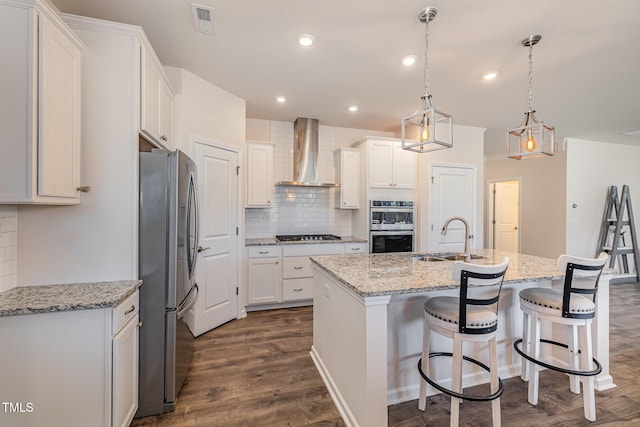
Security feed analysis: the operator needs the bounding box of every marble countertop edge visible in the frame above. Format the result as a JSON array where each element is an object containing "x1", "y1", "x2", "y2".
[
  {"x1": 0, "y1": 280, "x2": 142, "y2": 317},
  {"x1": 309, "y1": 250, "x2": 597, "y2": 298}
]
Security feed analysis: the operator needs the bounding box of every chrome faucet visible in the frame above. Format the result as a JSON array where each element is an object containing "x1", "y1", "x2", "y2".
[{"x1": 441, "y1": 216, "x2": 471, "y2": 259}]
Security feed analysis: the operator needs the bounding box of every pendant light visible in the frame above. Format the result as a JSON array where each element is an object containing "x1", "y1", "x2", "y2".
[
  {"x1": 401, "y1": 7, "x2": 453, "y2": 153},
  {"x1": 507, "y1": 35, "x2": 555, "y2": 159}
]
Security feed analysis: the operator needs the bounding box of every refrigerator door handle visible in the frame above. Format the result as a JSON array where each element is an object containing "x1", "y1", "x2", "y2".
[
  {"x1": 176, "y1": 283, "x2": 198, "y2": 319},
  {"x1": 186, "y1": 172, "x2": 199, "y2": 280},
  {"x1": 192, "y1": 172, "x2": 200, "y2": 274}
]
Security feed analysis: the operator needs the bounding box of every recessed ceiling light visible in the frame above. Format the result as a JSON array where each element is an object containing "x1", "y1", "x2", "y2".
[
  {"x1": 298, "y1": 34, "x2": 315, "y2": 47},
  {"x1": 483, "y1": 71, "x2": 498, "y2": 81},
  {"x1": 402, "y1": 55, "x2": 417, "y2": 66},
  {"x1": 348, "y1": 105, "x2": 358, "y2": 112},
  {"x1": 275, "y1": 96, "x2": 286, "y2": 103}
]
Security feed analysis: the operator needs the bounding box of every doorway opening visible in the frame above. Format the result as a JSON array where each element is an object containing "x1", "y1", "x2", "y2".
[{"x1": 488, "y1": 179, "x2": 521, "y2": 252}]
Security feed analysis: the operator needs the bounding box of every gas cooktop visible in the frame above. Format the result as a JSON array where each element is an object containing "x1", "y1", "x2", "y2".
[{"x1": 275, "y1": 234, "x2": 342, "y2": 242}]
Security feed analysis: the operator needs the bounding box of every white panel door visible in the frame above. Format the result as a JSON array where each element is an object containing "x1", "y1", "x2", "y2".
[
  {"x1": 429, "y1": 164, "x2": 475, "y2": 252},
  {"x1": 493, "y1": 180, "x2": 520, "y2": 252},
  {"x1": 189, "y1": 142, "x2": 239, "y2": 336}
]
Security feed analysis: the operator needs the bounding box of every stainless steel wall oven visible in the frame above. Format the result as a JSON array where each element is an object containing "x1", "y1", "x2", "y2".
[{"x1": 369, "y1": 200, "x2": 414, "y2": 253}]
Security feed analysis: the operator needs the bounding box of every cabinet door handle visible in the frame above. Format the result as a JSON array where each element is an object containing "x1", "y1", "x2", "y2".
[
  {"x1": 161, "y1": 135, "x2": 168, "y2": 141},
  {"x1": 293, "y1": 288, "x2": 303, "y2": 292},
  {"x1": 293, "y1": 266, "x2": 304, "y2": 270},
  {"x1": 124, "y1": 305, "x2": 136, "y2": 315}
]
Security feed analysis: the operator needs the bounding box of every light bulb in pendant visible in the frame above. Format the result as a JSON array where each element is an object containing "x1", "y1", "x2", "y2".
[
  {"x1": 420, "y1": 116, "x2": 430, "y2": 142},
  {"x1": 525, "y1": 134, "x2": 537, "y2": 152}
]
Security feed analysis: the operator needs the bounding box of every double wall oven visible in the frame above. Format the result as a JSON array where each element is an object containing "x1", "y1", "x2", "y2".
[{"x1": 369, "y1": 200, "x2": 414, "y2": 253}]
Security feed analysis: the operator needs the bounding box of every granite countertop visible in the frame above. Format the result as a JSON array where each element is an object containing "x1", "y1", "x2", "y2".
[
  {"x1": 0, "y1": 280, "x2": 142, "y2": 317},
  {"x1": 310, "y1": 249, "x2": 593, "y2": 297},
  {"x1": 246, "y1": 236, "x2": 367, "y2": 246}
]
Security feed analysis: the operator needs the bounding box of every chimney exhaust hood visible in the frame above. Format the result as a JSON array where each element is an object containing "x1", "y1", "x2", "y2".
[{"x1": 276, "y1": 118, "x2": 338, "y2": 188}]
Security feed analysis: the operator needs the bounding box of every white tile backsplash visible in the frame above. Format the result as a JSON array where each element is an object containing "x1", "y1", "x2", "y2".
[
  {"x1": 245, "y1": 121, "x2": 352, "y2": 238},
  {"x1": 0, "y1": 205, "x2": 17, "y2": 292}
]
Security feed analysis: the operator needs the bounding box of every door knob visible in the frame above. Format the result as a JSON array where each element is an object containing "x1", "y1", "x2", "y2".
[
  {"x1": 514, "y1": 226, "x2": 519, "y2": 230},
  {"x1": 197, "y1": 246, "x2": 210, "y2": 253}
]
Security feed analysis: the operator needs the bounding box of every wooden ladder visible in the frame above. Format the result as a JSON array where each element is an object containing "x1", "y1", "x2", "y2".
[{"x1": 596, "y1": 185, "x2": 640, "y2": 284}]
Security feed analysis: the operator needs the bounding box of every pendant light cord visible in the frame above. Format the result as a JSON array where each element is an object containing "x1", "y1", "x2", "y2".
[
  {"x1": 528, "y1": 43, "x2": 534, "y2": 112},
  {"x1": 424, "y1": 18, "x2": 430, "y2": 98}
]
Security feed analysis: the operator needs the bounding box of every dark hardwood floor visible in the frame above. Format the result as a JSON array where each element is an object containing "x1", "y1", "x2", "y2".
[{"x1": 131, "y1": 282, "x2": 640, "y2": 426}]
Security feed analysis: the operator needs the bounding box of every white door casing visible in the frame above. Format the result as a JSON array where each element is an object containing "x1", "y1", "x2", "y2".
[
  {"x1": 429, "y1": 164, "x2": 476, "y2": 252},
  {"x1": 491, "y1": 180, "x2": 520, "y2": 252},
  {"x1": 187, "y1": 140, "x2": 239, "y2": 337}
]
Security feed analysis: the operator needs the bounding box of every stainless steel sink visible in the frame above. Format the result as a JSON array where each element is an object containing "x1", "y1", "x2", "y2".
[{"x1": 412, "y1": 253, "x2": 486, "y2": 262}]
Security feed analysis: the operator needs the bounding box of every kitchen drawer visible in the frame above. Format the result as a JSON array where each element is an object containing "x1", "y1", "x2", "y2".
[
  {"x1": 112, "y1": 291, "x2": 139, "y2": 334},
  {"x1": 283, "y1": 278, "x2": 313, "y2": 301},
  {"x1": 283, "y1": 256, "x2": 313, "y2": 279},
  {"x1": 248, "y1": 245, "x2": 282, "y2": 258},
  {"x1": 344, "y1": 243, "x2": 367, "y2": 254},
  {"x1": 282, "y1": 243, "x2": 343, "y2": 257}
]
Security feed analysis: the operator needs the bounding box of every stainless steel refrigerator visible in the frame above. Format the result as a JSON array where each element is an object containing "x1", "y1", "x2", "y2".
[{"x1": 137, "y1": 149, "x2": 200, "y2": 417}]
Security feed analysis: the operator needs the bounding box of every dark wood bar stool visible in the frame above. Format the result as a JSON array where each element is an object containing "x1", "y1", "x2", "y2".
[
  {"x1": 514, "y1": 252, "x2": 608, "y2": 422},
  {"x1": 418, "y1": 257, "x2": 509, "y2": 427}
]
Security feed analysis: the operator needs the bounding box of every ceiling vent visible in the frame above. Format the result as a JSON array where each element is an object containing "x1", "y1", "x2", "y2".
[{"x1": 191, "y1": 4, "x2": 216, "y2": 35}]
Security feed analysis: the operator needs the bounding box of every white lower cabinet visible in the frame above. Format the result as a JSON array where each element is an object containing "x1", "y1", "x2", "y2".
[
  {"x1": 112, "y1": 292, "x2": 140, "y2": 427},
  {"x1": 344, "y1": 242, "x2": 368, "y2": 254},
  {"x1": 0, "y1": 290, "x2": 140, "y2": 427},
  {"x1": 247, "y1": 243, "x2": 366, "y2": 309},
  {"x1": 247, "y1": 246, "x2": 282, "y2": 305}
]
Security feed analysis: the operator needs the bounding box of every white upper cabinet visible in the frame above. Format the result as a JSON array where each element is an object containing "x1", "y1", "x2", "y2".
[
  {"x1": 141, "y1": 44, "x2": 174, "y2": 149},
  {"x1": 246, "y1": 142, "x2": 274, "y2": 208},
  {"x1": 335, "y1": 148, "x2": 360, "y2": 209},
  {"x1": 0, "y1": 0, "x2": 83, "y2": 204},
  {"x1": 392, "y1": 141, "x2": 417, "y2": 188},
  {"x1": 366, "y1": 139, "x2": 416, "y2": 189}
]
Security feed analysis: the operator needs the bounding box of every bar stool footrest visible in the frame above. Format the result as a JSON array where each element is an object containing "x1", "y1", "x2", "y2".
[
  {"x1": 418, "y1": 352, "x2": 504, "y2": 402},
  {"x1": 513, "y1": 338, "x2": 602, "y2": 376}
]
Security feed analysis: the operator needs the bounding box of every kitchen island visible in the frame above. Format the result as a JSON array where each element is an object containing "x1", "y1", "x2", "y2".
[{"x1": 310, "y1": 249, "x2": 614, "y2": 427}]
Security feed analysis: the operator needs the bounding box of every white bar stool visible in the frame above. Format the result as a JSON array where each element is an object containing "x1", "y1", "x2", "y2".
[
  {"x1": 514, "y1": 252, "x2": 608, "y2": 422},
  {"x1": 418, "y1": 257, "x2": 509, "y2": 427}
]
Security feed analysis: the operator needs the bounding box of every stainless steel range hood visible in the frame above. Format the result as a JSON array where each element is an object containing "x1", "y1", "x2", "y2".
[{"x1": 276, "y1": 118, "x2": 338, "y2": 188}]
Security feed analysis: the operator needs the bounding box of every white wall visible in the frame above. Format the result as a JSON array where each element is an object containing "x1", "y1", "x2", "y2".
[
  {"x1": 0, "y1": 206, "x2": 17, "y2": 292},
  {"x1": 164, "y1": 67, "x2": 246, "y2": 153},
  {"x1": 566, "y1": 138, "x2": 640, "y2": 258},
  {"x1": 485, "y1": 151, "x2": 566, "y2": 258},
  {"x1": 417, "y1": 124, "x2": 486, "y2": 252}
]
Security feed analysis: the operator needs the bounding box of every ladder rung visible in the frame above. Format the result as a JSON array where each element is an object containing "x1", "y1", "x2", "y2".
[
  {"x1": 602, "y1": 246, "x2": 635, "y2": 253},
  {"x1": 599, "y1": 186, "x2": 637, "y2": 265}
]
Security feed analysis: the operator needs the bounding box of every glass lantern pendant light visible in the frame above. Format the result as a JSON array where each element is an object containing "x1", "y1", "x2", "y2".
[
  {"x1": 507, "y1": 34, "x2": 555, "y2": 159},
  {"x1": 401, "y1": 7, "x2": 453, "y2": 153}
]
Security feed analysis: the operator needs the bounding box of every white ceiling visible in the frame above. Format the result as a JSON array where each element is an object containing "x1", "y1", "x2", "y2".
[{"x1": 51, "y1": 0, "x2": 640, "y2": 157}]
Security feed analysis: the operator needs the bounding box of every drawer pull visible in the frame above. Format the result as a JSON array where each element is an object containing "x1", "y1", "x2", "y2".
[
  {"x1": 259, "y1": 251, "x2": 269, "y2": 254},
  {"x1": 124, "y1": 305, "x2": 136, "y2": 315},
  {"x1": 293, "y1": 266, "x2": 304, "y2": 270},
  {"x1": 351, "y1": 247, "x2": 359, "y2": 251},
  {"x1": 293, "y1": 288, "x2": 304, "y2": 292}
]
